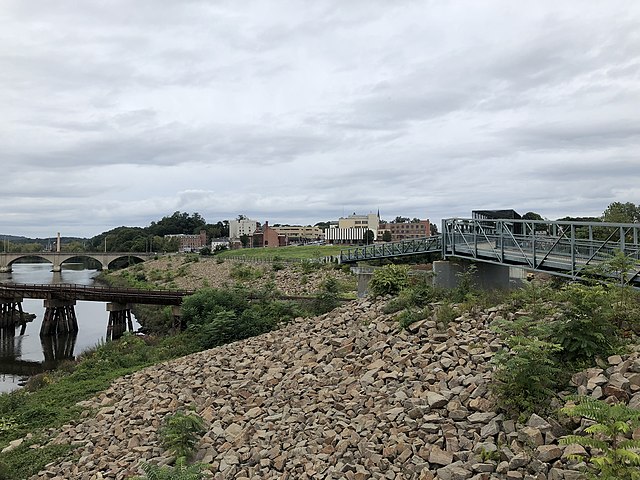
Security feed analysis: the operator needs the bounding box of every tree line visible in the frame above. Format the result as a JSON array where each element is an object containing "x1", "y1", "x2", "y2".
[{"x1": 0, "y1": 212, "x2": 229, "y2": 254}]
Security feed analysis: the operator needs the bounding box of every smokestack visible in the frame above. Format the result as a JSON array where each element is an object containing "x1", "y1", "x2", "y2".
[{"x1": 57, "y1": 232, "x2": 61, "y2": 253}]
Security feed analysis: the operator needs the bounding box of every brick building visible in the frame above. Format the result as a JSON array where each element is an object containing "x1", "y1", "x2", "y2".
[
  {"x1": 164, "y1": 230, "x2": 208, "y2": 252},
  {"x1": 252, "y1": 221, "x2": 288, "y2": 248},
  {"x1": 378, "y1": 219, "x2": 431, "y2": 241}
]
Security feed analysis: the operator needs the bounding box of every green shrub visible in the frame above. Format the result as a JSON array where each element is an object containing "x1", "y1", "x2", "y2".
[
  {"x1": 159, "y1": 411, "x2": 206, "y2": 460},
  {"x1": 435, "y1": 303, "x2": 458, "y2": 326},
  {"x1": 382, "y1": 297, "x2": 410, "y2": 314},
  {"x1": 396, "y1": 308, "x2": 426, "y2": 330},
  {"x1": 553, "y1": 283, "x2": 618, "y2": 363},
  {"x1": 230, "y1": 263, "x2": 261, "y2": 281},
  {"x1": 369, "y1": 265, "x2": 409, "y2": 297},
  {"x1": 560, "y1": 396, "x2": 640, "y2": 480},
  {"x1": 491, "y1": 336, "x2": 563, "y2": 415},
  {"x1": 182, "y1": 287, "x2": 298, "y2": 350},
  {"x1": 312, "y1": 277, "x2": 341, "y2": 315},
  {"x1": 299, "y1": 260, "x2": 319, "y2": 274},
  {"x1": 135, "y1": 457, "x2": 207, "y2": 480}
]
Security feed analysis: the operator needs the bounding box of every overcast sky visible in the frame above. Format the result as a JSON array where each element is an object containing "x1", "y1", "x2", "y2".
[{"x1": 1, "y1": 1, "x2": 639, "y2": 238}]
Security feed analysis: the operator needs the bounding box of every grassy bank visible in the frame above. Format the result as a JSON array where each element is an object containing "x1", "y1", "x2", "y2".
[
  {"x1": 216, "y1": 244, "x2": 345, "y2": 261},
  {"x1": 0, "y1": 333, "x2": 198, "y2": 479}
]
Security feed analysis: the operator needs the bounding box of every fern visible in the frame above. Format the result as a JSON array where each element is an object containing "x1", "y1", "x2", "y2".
[
  {"x1": 560, "y1": 396, "x2": 640, "y2": 480},
  {"x1": 134, "y1": 457, "x2": 208, "y2": 480},
  {"x1": 159, "y1": 411, "x2": 206, "y2": 461}
]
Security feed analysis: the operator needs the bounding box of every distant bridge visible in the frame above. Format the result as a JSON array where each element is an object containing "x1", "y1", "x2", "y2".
[
  {"x1": 0, "y1": 283, "x2": 192, "y2": 305},
  {"x1": 0, "y1": 252, "x2": 155, "y2": 273},
  {"x1": 340, "y1": 218, "x2": 640, "y2": 287}
]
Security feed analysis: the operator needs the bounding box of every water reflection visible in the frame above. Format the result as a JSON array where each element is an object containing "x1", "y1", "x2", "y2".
[{"x1": 0, "y1": 262, "x2": 139, "y2": 392}]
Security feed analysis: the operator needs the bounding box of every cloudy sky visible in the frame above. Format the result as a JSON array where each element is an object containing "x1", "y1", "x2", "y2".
[{"x1": 1, "y1": 1, "x2": 639, "y2": 238}]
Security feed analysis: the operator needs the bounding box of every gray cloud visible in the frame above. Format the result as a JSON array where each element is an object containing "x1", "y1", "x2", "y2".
[{"x1": 0, "y1": 1, "x2": 639, "y2": 237}]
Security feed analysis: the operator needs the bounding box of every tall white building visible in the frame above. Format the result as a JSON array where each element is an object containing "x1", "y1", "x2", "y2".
[
  {"x1": 229, "y1": 218, "x2": 259, "y2": 239},
  {"x1": 324, "y1": 212, "x2": 380, "y2": 244}
]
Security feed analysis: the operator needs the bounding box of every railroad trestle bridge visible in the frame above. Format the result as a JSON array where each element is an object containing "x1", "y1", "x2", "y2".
[{"x1": 0, "y1": 283, "x2": 194, "y2": 340}]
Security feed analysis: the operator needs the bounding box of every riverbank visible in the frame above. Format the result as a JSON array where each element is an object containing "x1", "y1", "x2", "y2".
[
  {"x1": 24, "y1": 295, "x2": 640, "y2": 479},
  {"x1": 114, "y1": 254, "x2": 355, "y2": 294},
  {"x1": 1, "y1": 260, "x2": 638, "y2": 479}
]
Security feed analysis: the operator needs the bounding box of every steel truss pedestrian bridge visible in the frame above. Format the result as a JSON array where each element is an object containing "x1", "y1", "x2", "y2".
[{"x1": 340, "y1": 218, "x2": 640, "y2": 287}]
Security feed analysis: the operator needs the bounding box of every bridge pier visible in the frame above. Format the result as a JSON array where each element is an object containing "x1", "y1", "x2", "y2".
[
  {"x1": 433, "y1": 260, "x2": 518, "y2": 290},
  {"x1": 350, "y1": 266, "x2": 376, "y2": 298},
  {"x1": 41, "y1": 333, "x2": 77, "y2": 363},
  {"x1": 106, "y1": 303, "x2": 134, "y2": 341},
  {"x1": 0, "y1": 296, "x2": 27, "y2": 334},
  {"x1": 40, "y1": 299, "x2": 78, "y2": 336}
]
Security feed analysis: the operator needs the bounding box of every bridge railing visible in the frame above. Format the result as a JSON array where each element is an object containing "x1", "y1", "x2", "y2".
[
  {"x1": 339, "y1": 236, "x2": 442, "y2": 263},
  {"x1": 0, "y1": 283, "x2": 195, "y2": 304},
  {"x1": 442, "y1": 218, "x2": 640, "y2": 283}
]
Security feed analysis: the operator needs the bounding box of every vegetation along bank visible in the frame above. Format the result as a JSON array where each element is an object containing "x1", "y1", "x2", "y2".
[{"x1": 0, "y1": 255, "x2": 638, "y2": 479}]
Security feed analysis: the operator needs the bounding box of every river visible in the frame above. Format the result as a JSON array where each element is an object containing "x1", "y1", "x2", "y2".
[{"x1": 0, "y1": 263, "x2": 140, "y2": 393}]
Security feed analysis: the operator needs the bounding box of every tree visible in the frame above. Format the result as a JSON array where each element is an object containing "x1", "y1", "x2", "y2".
[
  {"x1": 430, "y1": 224, "x2": 439, "y2": 236},
  {"x1": 382, "y1": 231, "x2": 392, "y2": 242},
  {"x1": 239, "y1": 234, "x2": 250, "y2": 248},
  {"x1": 602, "y1": 202, "x2": 640, "y2": 224},
  {"x1": 147, "y1": 211, "x2": 206, "y2": 236},
  {"x1": 410, "y1": 217, "x2": 421, "y2": 223},
  {"x1": 394, "y1": 216, "x2": 409, "y2": 224},
  {"x1": 523, "y1": 212, "x2": 548, "y2": 232},
  {"x1": 364, "y1": 229, "x2": 375, "y2": 244},
  {"x1": 522, "y1": 211, "x2": 544, "y2": 221}
]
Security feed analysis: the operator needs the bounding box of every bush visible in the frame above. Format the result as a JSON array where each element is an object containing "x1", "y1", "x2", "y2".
[
  {"x1": 312, "y1": 277, "x2": 341, "y2": 315},
  {"x1": 491, "y1": 336, "x2": 563, "y2": 416},
  {"x1": 159, "y1": 411, "x2": 206, "y2": 460},
  {"x1": 136, "y1": 457, "x2": 207, "y2": 480},
  {"x1": 230, "y1": 263, "x2": 261, "y2": 281},
  {"x1": 368, "y1": 265, "x2": 409, "y2": 297},
  {"x1": 435, "y1": 303, "x2": 458, "y2": 326},
  {"x1": 553, "y1": 283, "x2": 618, "y2": 364},
  {"x1": 396, "y1": 308, "x2": 426, "y2": 330},
  {"x1": 182, "y1": 287, "x2": 298, "y2": 350}
]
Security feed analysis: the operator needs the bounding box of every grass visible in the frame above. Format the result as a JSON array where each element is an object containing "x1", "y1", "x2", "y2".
[
  {"x1": 216, "y1": 244, "x2": 345, "y2": 261},
  {"x1": 0, "y1": 334, "x2": 197, "y2": 479}
]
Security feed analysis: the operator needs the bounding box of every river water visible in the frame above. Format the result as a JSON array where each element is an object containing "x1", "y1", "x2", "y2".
[{"x1": 0, "y1": 263, "x2": 140, "y2": 393}]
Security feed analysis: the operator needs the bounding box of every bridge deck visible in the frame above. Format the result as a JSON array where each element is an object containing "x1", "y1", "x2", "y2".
[
  {"x1": 0, "y1": 283, "x2": 194, "y2": 305},
  {"x1": 339, "y1": 218, "x2": 640, "y2": 286}
]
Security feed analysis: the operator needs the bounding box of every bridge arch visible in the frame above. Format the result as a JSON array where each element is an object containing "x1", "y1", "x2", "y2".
[{"x1": 0, "y1": 252, "x2": 155, "y2": 273}]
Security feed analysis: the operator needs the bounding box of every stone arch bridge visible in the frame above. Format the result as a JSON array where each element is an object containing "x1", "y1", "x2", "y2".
[{"x1": 0, "y1": 252, "x2": 156, "y2": 273}]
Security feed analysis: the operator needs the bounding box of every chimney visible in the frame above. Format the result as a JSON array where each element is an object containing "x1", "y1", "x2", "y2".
[{"x1": 56, "y1": 232, "x2": 61, "y2": 253}]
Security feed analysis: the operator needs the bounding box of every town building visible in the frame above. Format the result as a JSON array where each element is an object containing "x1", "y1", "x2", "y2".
[
  {"x1": 270, "y1": 225, "x2": 324, "y2": 243},
  {"x1": 378, "y1": 219, "x2": 431, "y2": 241},
  {"x1": 324, "y1": 212, "x2": 380, "y2": 244},
  {"x1": 164, "y1": 230, "x2": 207, "y2": 253},
  {"x1": 211, "y1": 237, "x2": 229, "y2": 251},
  {"x1": 252, "y1": 221, "x2": 288, "y2": 248},
  {"x1": 472, "y1": 209, "x2": 523, "y2": 234},
  {"x1": 229, "y1": 217, "x2": 259, "y2": 240}
]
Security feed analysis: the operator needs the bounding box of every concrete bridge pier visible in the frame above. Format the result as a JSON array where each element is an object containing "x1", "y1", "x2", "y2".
[
  {"x1": 40, "y1": 299, "x2": 78, "y2": 336},
  {"x1": 433, "y1": 259, "x2": 513, "y2": 290},
  {"x1": 351, "y1": 266, "x2": 376, "y2": 298},
  {"x1": 106, "y1": 303, "x2": 134, "y2": 341}
]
